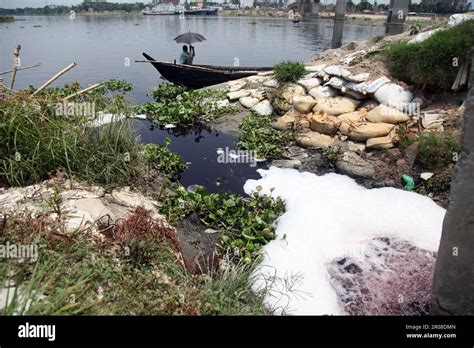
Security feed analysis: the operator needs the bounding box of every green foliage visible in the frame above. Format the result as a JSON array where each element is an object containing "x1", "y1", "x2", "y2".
[
  {"x1": 144, "y1": 139, "x2": 187, "y2": 178},
  {"x1": 159, "y1": 186, "x2": 285, "y2": 263},
  {"x1": 238, "y1": 112, "x2": 294, "y2": 159},
  {"x1": 0, "y1": 16, "x2": 15, "y2": 22},
  {"x1": 148, "y1": 83, "x2": 187, "y2": 101},
  {"x1": 409, "y1": 21, "x2": 422, "y2": 35},
  {"x1": 0, "y1": 83, "x2": 142, "y2": 187},
  {"x1": 1, "y1": 215, "x2": 268, "y2": 315},
  {"x1": 273, "y1": 60, "x2": 307, "y2": 84},
  {"x1": 138, "y1": 88, "x2": 237, "y2": 126},
  {"x1": 416, "y1": 132, "x2": 460, "y2": 170},
  {"x1": 385, "y1": 20, "x2": 474, "y2": 89},
  {"x1": 415, "y1": 172, "x2": 452, "y2": 197},
  {"x1": 322, "y1": 146, "x2": 343, "y2": 165}
]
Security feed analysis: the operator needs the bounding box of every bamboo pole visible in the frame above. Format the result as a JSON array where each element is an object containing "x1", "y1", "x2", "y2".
[
  {"x1": 9, "y1": 44, "x2": 21, "y2": 89},
  {"x1": 63, "y1": 83, "x2": 101, "y2": 101},
  {"x1": 0, "y1": 77, "x2": 3, "y2": 99},
  {"x1": 0, "y1": 63, "x2": 41, "y2": 76},
  {"x1": 32, "y1": 62, "x2": 76, "y2": 96}
]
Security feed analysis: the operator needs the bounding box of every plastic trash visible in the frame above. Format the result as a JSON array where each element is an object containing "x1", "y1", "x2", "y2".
[{"x1": 402, "y1": 174, "x2": 415, "y2": 191}]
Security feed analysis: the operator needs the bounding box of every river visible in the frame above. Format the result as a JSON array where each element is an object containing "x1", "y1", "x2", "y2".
[
  {"x1": 0, "y1": 14, "x2": 384, "y2": 102},
  {"x1": 1, "y1": 14, "x2": 385, "y2": 194}
]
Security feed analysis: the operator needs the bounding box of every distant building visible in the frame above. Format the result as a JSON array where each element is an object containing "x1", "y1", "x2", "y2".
[{"x1": 240, "y1": 0, "x2": 254, "y2": 7}]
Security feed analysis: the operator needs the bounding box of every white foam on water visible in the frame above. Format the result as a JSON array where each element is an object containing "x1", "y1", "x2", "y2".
[{"x1": 243, "y1": 167, "x2": 445, "y2": 315}]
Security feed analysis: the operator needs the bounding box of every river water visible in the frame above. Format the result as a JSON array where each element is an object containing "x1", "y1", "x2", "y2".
[{"x1": 1, "y1": 15, "x2": 384, "y2": 194}]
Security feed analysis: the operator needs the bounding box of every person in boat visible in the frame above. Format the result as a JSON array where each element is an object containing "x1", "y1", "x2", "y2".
[{"x1": 179, "y1": 45, "x2": 195, "y2": 65}]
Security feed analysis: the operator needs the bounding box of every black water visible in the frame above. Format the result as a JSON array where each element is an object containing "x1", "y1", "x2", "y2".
[{"x1": 128, "y1": 119, "x2": 264, "y2": 195}]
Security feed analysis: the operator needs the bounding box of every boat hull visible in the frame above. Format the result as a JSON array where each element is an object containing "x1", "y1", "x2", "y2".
[
  {"x1": 142, "y1": 52, "x2": 272, "y2": 89},
  {"x1": 184, "y1": 9, "x2": 218, "y2": 16}
]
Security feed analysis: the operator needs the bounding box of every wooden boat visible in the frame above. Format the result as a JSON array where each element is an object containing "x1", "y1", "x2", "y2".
[
  {"x1": 142, "y1": 52, "x2": 273, "y2": 89},
  {"x1": 184, "y1": 8, "x2": 218, "y2": 16}
]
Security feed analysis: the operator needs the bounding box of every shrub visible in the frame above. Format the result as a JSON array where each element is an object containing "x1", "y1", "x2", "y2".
[
  {"x1": 237, "y1": 112, "x2": 294, "y2": 159},
  {"x1": 144, "y1": 139, "x2": 187, "y2": 178},
  {"x1": 416, "y1": 132, "x2": 460, "y2": 170},
  {"x1": 385, "y1": 20, "x2": 474, "y2": 90},
  {"x1": 148, "y1": 83, "x2": 187, "y2": 101},
  {"x1": 273, "y1": 60, "x2": 307, "y2": 84}
]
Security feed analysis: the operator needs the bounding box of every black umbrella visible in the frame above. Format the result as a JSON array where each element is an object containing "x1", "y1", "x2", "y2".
[{"x1": 173, "y1": 31, "x2": 206, "y2": 45}]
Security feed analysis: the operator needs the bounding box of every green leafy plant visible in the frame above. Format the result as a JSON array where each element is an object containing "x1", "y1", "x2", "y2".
[
  {"x1": 148, "y1": 83, "x2": 187, "y2": 101},
  {"x1": 273, "y1": 60, "x2": 307, "y2": 84},
  {"x1": 144, "y1": 139, "x2": 187, "y2": 178},
  {"x1": 416, "y1": 132, "x2": 460, "y2": 170},
  {"x1": 138, "y1": 88, "x2": 237, "y2": 126},
  {"x1": 159, "y1": 186, "x2": 285, "y2": 263},
  {"x1": 238, "y1": 112, "x2": 294, "y2": 159},
  {"x1": 385, "y1": 20, "x2": 474, "y2": 89},
  {"x1": 322, "y1": 146, "x2": 343, "y2": 165},
  {"x1": 409, "y1": 21, "x2": 422, "y2": 35}
]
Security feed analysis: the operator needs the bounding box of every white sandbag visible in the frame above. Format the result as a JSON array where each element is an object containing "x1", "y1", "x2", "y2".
[{"x1": 374, "y1": 83, "x2": 413, "y2": 106}]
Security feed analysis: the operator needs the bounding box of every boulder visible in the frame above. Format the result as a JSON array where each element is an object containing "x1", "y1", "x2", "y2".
[
  {"x1": 374, "y1": 83, "x2": 413, "y2": 106},
  {"x1": 297, "y1": 131, "x2": 336, "y2": 148},
  {"x1": 366, "y1": 105, "x2": 410, "y2": 124},
  {"x1": 281, "y1": 83, "x2": 305, "y2": 103},
  {"x1": 229, "y1": 82, "x2": 246, "y2": 92},
  {"x1": 325, "y1": 76, "x2": 346, "y2": 90},
  {"x1": 227, "y1": 90, "x2": 250, "y2": 101},
  {"x1": 263, "y1": 79, "x2": 279, "y2": 88},
  {"x1": 313, "y1": 96, "x2": 361, "y2": 116},
  {"x1": 297, "y1": 77, "x2": 322, "y2": 91},
  {"x1": 239, "y1": 96, "x2": 260, "y2": 108},
  {"x1": 305, "y1": 64, "x2": 326, "y2": 73},
  {"x1": 310, "y1": 113, "x2": 341, "y2": 135},
  {"x1": 246, "y1": 75, "x2": 267, "y2": 83},
  {"x1": 293, "y1": 95, "x2": 317, "y2": 114},
  {"x1": 251, "y1": 100, "x2": 273, "y2": 116},
  {"x1": 336, "y1": 152, "x2": 375, "y2": 179},
  {"x1": 273, "y1": 113, "x2": 296, "y2": 130},
  {"x1": 308, "y1": 86, "x2": 339, "y2": 99},
  {"x1": 324, "y1": 65, "x2": 353, "y2": 79},
  {"x1": 366, "y1": 135, "x2": 394, "y2": 150},
  {"x1": 349, "y1": 122, "x2": 395, "y2": 141}
]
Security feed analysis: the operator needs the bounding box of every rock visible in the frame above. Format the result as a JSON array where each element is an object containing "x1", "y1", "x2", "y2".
[
  {"x1": 281, "y1": 83, "x2": 305, "y2": 103},
  {"x1": 246, "y1": 75, "x2": 266, "y2": 83},
  {"x1": 297, "y1": 131, "x2": 336, "y2": 149},
  {"x1": 297, "y1": 77, "x2": 322, "y2": 91},
  {"x1": 282, "y1": 145, "x2": 310, "y2": 161},
  {"x1": 308, "y1": 86, "x2": 339, "y2": 99},
  {"x1": 227, "y1": 90, "x2": 250, "y2": 101},
  {"x1": 273, "y1": 113, "x2": 296, "y2": 130},
  {"x1": 216, "y1": 99, "x2": 230, "y2": 108},
  {"x1": 404, "y1": 142, "x2": 420, "y2": 168},
  {"x1": 251, "y1": 100, "x2": 273, "y2": 116},
  {"x1": 271, "y1": 159, "x2": 302, "y2": 169},
  {"x1": 229, "y1": 82, "x2": 246, "y2": 92},
  {"x1": 299, "y1": 117, "x2": 310, "y2": 128},
  {"x1": 110, "y1": 187, "x2": 156, "y2": 212},
  {"x1": 448, "y1": 12, "x2": 474, "y2": 27},
  {"x1": 346, "y1": 141, "x2": 366, "y2": 153},
  {"x1": 339, "y1": 121, "x2": 352, "y2": 136},
  {"x1": 420, "y1": 172, "x2": 434, "y2": 181},
  {"x1": 239, "y1": 96, "x2": 259, "y2": 108},
  {"x1": 305, "y1": 64, "x2": 326, "y2": 73},
  {"x1": 271, "y1": 96, "x2": 290, "y2": 113},
  {"x1": 374, "y1": 83, "x2": 413, "y2": 106},
  {"x1": 336, "y1": 152, "x2": 375, "y2": 179},
  {"x1": 310, "y1": 113, "x2": 341, "y2": 135},
  {"x1": 73, "y1": 198, "x2": 115, "y2": 221},
  {"x1": 313, "y1": 96, "x2": 361, "y2": 116},
  {"x1": 366, "y1": 135, "x2": 394, "y2": 150},
  {"x1": 366, "y1": 105, "x2": 410, "y2": 124},
  {"x1": 293, "y1": 95, "x2": 317, "y2": 114},
  {"x1": 249, "y1": 89, "x2": 266, "y2": 101},
  {"x1": 263, "y1": 79, "x2": 279, "y2": 88},
  {"x1": 349, "y1": 122, "x2": 395, "y2": 141}
]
